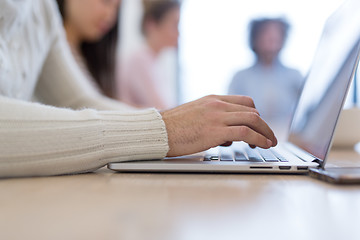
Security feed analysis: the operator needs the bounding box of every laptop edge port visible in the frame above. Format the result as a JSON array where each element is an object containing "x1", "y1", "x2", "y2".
[
  {"x1": 279, "y1": 166, "x2": 291, "y2": 170},
  {"x1": 297, "y1": 166, "x2": 309, "y2": 170}
]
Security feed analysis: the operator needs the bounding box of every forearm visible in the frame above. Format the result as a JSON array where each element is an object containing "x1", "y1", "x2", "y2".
[{"x1": 0, "y1": 96, "x2": 168, "y2": 177}]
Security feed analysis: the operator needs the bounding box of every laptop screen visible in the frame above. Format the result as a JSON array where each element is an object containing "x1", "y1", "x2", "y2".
[{"x1": 288, "y1": 0, "x2": 360, "y2": 162}]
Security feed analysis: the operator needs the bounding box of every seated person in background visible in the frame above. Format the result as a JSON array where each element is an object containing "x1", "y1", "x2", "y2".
[
  {"x1": 0, "y1": 0, "x2": 277, "y2": 177},
  {"x1": 56, "y1": 0, "x2": 119, "y2": 99},
  {"x1": 228, "y1": 18, "x2": 304, "y2": 140},
  {"x1": 118, "y1": 0, "x2": 180, "y2": 110}
]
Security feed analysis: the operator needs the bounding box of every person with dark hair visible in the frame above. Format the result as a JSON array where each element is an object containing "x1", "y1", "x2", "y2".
[
  {"x1": 118, "y1": 0, "x2": 180, "y2": 109},
  {"x1": 228, "y1": 17, "x2": 304, "y2": 139},
  {"x1": 56, "y1": 0, "x2": 119, "y2": 99},
  {"x1": 0, "y1": 0, "x2": 277, "y2": 177}
]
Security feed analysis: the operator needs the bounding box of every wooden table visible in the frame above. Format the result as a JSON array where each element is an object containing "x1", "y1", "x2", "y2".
[{"x1": 1, "y1": 148, "x2": 360, "y2": 240}]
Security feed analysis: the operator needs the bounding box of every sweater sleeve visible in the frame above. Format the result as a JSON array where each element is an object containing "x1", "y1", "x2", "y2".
[
  {"x1": 0, "y1": 0, "x2": 169, "y2": 177},
  {"x1": 0, "y1": 96, "x2": 169, "y2": 177}
]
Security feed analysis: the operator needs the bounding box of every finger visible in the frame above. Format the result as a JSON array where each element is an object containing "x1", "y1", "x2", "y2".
[
  {"x1": 220, "y1": 141, "x2": 233, "y2": 147},
  {"x1": 225, "y1": 126, "x2": 274, "y2": 149},
  {"x1": 223, "y1": 102, "x2": 259, "y2": 115},
  {"x1": 215, "y1": 95, "x2": 256, "y2": 108},
  {"x1": 223, "y1": 112, "x2": 277, "y2": 145}
]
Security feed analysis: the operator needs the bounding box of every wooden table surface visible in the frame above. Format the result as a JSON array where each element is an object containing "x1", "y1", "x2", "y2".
[{"x1": 1, "y1": 148, "x2": 360, "y2": 240}]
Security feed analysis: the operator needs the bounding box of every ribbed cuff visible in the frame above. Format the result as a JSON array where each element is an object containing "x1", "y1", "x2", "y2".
[{"x1": 98, "y1": 108, "x2": 169, "y2": 162}]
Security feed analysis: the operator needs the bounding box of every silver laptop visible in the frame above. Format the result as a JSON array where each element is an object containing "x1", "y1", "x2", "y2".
[{"x1": 108, "y1": 0, "x2": 360, "y2": 174}]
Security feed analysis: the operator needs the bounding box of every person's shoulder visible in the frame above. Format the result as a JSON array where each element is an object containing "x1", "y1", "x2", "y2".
[
  {"x1": 228, "y1": 66, "x2": 256, "y2": 94},
  {"x1": 232, "y1": 66, "x2": 256, "y2": 80},
  {"x1": 32, "y1": 0, "x2": 63, "y2": 37},
  {"x1": 280, "y1": 64, "x2": 301, "y2": 75},
  {"x1": 38, "y1": 0, "x2": 60, "y2": 22},
  {"x1": 127, "y1": 45, "x2": 155, "y2": 65},
  {"x1": 286, "y1": 67, "x2": 302, "y2": 75},
  {"x1": 281, "y1": 64, "x2": 303, "y2": 79},
  {"x1": 280, "y1": 65, "x2": 305, "y2": 90},
  {"x1": 121, "y1": 45, "x2": 154, "y2": 80}
]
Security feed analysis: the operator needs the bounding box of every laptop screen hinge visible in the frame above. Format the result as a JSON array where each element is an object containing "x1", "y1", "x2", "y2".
[{"x1": 312, "y1": 158, "x2": 323, "y2": 166}]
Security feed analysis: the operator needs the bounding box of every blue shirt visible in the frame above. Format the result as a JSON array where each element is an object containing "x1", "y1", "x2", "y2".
[{"x1": 228, "y1": 60, "x2": 304, "y2": 139}]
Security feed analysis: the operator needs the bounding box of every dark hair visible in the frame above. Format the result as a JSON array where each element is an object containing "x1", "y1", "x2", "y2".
[
  {"x1": 249, "y1": 17, "x2": 290, "y2": 55},
  {"x1": 141, "y1": 0, "x2": 180, "y2": 35},
  {"x1": 56, "y1": 0, "x2": 119, "y2": 99}
]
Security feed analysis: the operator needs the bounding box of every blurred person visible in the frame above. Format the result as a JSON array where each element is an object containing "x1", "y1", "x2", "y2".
[
  {"x1": 56, "y1": 0, "x2": 119, "y2": 98},
  {"x1": 228, "y1": 18, "x2": 304, "y2": 139},
  {"x1": 0, "y1": 0, "x2": 277, "y2": 177},
  {"x1": 118, "y1": 0, "x2": 180, "y2": 110}
]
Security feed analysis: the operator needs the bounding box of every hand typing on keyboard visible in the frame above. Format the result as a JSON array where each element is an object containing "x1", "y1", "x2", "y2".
[{"x1": 161, "y1": 95, "x2": 278, "y2": 157}]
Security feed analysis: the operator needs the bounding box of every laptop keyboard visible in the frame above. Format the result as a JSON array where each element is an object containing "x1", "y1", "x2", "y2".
[{"x1": 204, "y1": 145, "x2": 289, "y2": 163}]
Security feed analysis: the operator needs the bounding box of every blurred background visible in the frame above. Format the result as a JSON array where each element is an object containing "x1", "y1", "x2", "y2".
[
  {"x1": 178, "y1": 0, "x2": 347, "y2": 103},
  {"x1": 120, "y1": 0, "x2": 360, "y2": 106}
]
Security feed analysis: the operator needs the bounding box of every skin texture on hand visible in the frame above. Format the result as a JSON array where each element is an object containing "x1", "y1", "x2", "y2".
[{"x1": 161, "y1": 95, "x2": 278, "y2": 157}]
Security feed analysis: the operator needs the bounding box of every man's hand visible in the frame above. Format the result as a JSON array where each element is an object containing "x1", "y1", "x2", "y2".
[{"x1": 161, "y1": 95, "x2": 277, "y2": 157}]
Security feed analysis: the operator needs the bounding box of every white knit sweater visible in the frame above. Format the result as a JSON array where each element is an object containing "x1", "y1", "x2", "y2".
[{"x1": 0, "y1": 0, "x2": 169, "y2": 177}]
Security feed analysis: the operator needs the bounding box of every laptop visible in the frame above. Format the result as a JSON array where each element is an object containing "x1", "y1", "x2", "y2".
[{"x1": 108, "y1": 0, "x2": 360, "y2": 174}]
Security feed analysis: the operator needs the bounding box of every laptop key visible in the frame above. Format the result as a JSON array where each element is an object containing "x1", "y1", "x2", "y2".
[
  {"x1": 257, "y1": 149, "x2": 279, "y2": 162},
  {"x1": 234, "y1": 151, "x2": 248, "y2": 161},
  {"x1": 220, "y1": 154, "x2": 234, "y2": 161},
  {"x1": 271, "y1": 150, "x2": 289, "y2": 162},
  {"x1": 245, "y1": 148, "x2": 264, "y2": 162},
  {"x1": 264, "y1": 159, "x2": 279, "y2": 162},
  {"x1": 248, "y1": 158, "x2": 264, "y2": 162}
]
